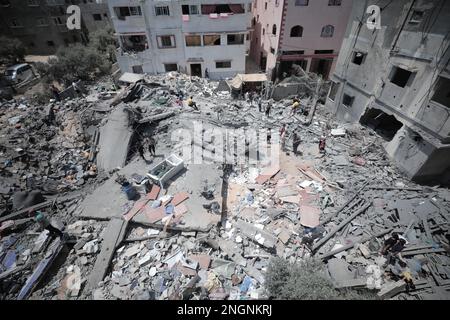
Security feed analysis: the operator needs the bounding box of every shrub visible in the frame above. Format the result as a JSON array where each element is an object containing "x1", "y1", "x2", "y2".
[
  {"x1": 265, "y1": 257, "x2": 378, "y2": 300},
  {"x1": 0, "y1": 36, "x2": 26, "y2": 65},
  {"x1": 88, "y1": 28, "x2": 117, "y2": 63},
  {"x1": 46, "y1": 44, "x2": 111, "y2": 85}
]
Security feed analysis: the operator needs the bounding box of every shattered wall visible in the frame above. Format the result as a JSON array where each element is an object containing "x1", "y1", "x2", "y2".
[{"x1": 325, "y1": 0, "x2": 450, "y2": 185}]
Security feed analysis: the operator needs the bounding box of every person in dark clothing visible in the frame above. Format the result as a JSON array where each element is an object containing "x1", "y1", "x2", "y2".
[
  {"x1": 47, "y1": 105, "x2": 56, "y2": 126},
  {"x1": 148, "y1": 137, "x2": 156, "y2": 156},
  {"x1": 32, "y1": 210, "x2": 64, "y2": 239},
  {"x1": 265, "y1": 104, "x2": 271, "y2": 117},
  {"x1": 380, "y1": 232, "x2": 399, "y2": 255},
  {"x1": 319, "y1": 136, "x2": 326, "y2": 153},
  {"x1": 138, "y1": 136, "x2": 148, "y2": 160},
  {"x1": 292, "y1": 132, "x2": 301, "y2": 155},
  {"x1": 50, "y1": 85, "x2": 61, "y2": 101},
  {"x1": 258, "y1": 98, "x2": 263, "y2": 112}
]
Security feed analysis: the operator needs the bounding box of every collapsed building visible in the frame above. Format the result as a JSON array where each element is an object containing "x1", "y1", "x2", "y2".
[
  {"x1": 325, "y1": 0, "x2": 450, "y2": 186},
  {"x1": 0, "y1": 70, "x2": 449, "y2": 300}
]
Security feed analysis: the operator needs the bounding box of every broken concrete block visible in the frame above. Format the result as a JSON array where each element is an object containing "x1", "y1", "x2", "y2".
[
  {"x1": 278, "y1": 230, "x2": 291, "y2": 244},
  {"x1": 234, "y1": 219, "x2": 277, "y2": 249},
  {"x1": 124, "y1": 243, "x2": 141, "y2": 258},
  {"x1": 377, "y1": 280, "x2": 406, "y2": 299},
  {"x1": 358, "y1": 243, "x2": 371, "y2": 258},
  {"x1": 83, "y1": 240, "x2": 99, "y2": 255}
]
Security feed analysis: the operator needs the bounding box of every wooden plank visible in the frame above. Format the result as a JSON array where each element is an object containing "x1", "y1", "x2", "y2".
[
  {"x1": 320, "y1": 228, "x2": 392, "y2": 260},
  {"x1": 86, "y1": 218, "x2": 128, "y2": 291},
  {"x1": 0, "y1": 200, "x2": 54, "y2": 223},
  {"x1": 402, "y1": 248, "x2": 446, "y2": 257},
  {"x1": 320, "y1": 181, "x2": 369, "y2": 225},
  {"x1": 422, "y1": 218, "x2": 433, "y2": 241},
  {"x1": 312, "y1": 202, "x2": 372, "y2": 252},
  {"x1": 17, "y1": 238, "x2": 63, "y2": 300}
]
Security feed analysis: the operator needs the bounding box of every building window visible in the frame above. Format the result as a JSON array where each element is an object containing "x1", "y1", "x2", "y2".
[
  {"x1": 132, "y1": 65, "x2": 144, "y2": 74},
  {"x1": 36, "y1": 17, "x2": 48, "y2": 26},
  {"x1": 155, "y1": 5, "x2": 170, "y2": 16},
  {"x1": 227, "y1": 34, "x2": 245, "y2": 45},
  {"x1": 185, "y1": 35, "x2": 201, "y2": 46},
  {"x1": 157, "y1": 35, "x2": 175, "y2": 48},
  {"x1": 342, "y1": 94, "x2": 354, "y2": 107},
  {"x1": 321, "y1": 25, "x2": 334, "y2": 37},
  {"x1": 295, "y1": 0, "x2": 308, "y2": 6},
  {"x1": 1, "y1": 0, "x2": 10, "y2": 6},
  {"x1": 352, "y1": 51, "x2": 366, "y2": 65},
  {"x1": 281, "y1": 50, "x2": 304, "y2": 55},
  {"x1": 104, "y1": 13, "x2": 108, "y2": 18},
  {"x1": 270, "y1": 47, "x2": 275, "y2": 54},
  {"x1": 265, "y1": 2, "x2": 267, "y2": 10},
  {"x1": 201, "y1": 4, "x2": 244, "y2": 14},
  {"x1": 257, "y1": 14, "x2": 259, "y2": 22},
  {"x1": 390, "y1": 66, "x2": 414, "y2": 88},
  {"x1": 28, "y1": 0, "x2": 39, "y2": 6},
  {"x1": 263, "y1": 28, "x2": 265, "y2": 35},
  {"x1": 53, "y1": 17, "x2": 64, "y2": 25},
  {"x1": 164, "y1": 64, "x2": 178, "y2": 72},
  {"x1": 114, "y1": 6, "x2": 142, "y2": 20},
  {"x1": 328, "y1": 81, "x2": 339, "y2": 101},
  {"x1": 315, "y1": 50, "x2": 333, "y2": 54},
  {"x1": 182, "y1": 5, "x2": 199, "y2": 15},
  {"x1": 216, "y1": 61, "x2": 231, "y2": 69},
  {"x1": 203, "y1": 34, "x2": 221, "y2": 46},
  {"x1": 46, "y1": 0, "x2": 65, "y2": 5},
  {"x1": 10, "y1": 19, "x2": 23, "y2": 28},
  {"x1": 290, "y1": 25, "x2": 303, "y2": 37},
  {"x1": 409, "y1": 10, "x2": 424, "y2": 24},
  {"x1": 47, "y1": 40, "x2": 55, "y2": 47},
  {"x1": 93, "y1": 14, "x2": 102, "y2": 21},
  {"x1": 120, "y1": 34, "x2": 148, "y2": 52},
  {"x1": 328, "y1": 0, "x2": 341, "y2": 6},
  {"x1": 431, "y1": 77, "x2": 450, "y2": 108},
  {"x1": 272, "y1": 24, "x2": 277, "y2": 36}
]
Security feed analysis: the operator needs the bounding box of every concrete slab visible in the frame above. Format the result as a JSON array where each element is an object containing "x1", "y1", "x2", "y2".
[
  {"x1": 96, "y1": 106, "x2": 133, "y2": 172},
  {"x1": 79, "y1": 160, "x2": 220, "y2": 231}
]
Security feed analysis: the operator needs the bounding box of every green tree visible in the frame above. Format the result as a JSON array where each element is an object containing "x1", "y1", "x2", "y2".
[
  {"x1": 88, "y1": 28, "x2": 117, "y2": 63},
  {"x1": 265, "y1": 257, "x2": 378, "y2": 300},
  {"x1": 47, "y1": 43, "x2": 111, "y2": 84},
  {"x1": 0, "y1": 36, "x2": 26, "y2": 65}
]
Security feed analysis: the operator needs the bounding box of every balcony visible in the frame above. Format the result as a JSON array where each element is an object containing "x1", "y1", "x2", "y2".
[{"x1": 112, "y1": 15, "x2": 146, "y2": 34}]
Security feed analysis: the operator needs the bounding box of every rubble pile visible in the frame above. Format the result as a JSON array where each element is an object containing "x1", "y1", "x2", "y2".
[{"x1": 1, "y1": 72, "x2": 449, "y2": 300}]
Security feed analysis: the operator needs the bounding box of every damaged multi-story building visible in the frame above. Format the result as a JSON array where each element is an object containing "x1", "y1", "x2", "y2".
[
  {"x1": 108, "y1": 0, "x2": 252, "y2": 79},
  {"x1": 326, "y1": 0, "x2": 450, "y2": 185},
  {"x1": 0, "y1": 0, "x2": 111, "y2": 55},
  {"x1": 250, "y1": 0, "x2": 352, "y2": 80}
]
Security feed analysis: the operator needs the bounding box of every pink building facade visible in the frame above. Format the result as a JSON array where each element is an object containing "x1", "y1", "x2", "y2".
[{"x1": 250, "y1": 0, "x2": 352, "y2": 80}]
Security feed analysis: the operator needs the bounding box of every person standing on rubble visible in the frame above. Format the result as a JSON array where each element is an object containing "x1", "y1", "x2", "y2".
[
  {"x1": 292, "y1": 132, "x2": 302, "y2": 155},
  {"x1": 258, "y1": 97, "x2": 263, "y2": 112},
  {"x1": 187, "y1": 96, "x2": 199, "y2": 111},
  {"x1": 50, "y1": 84, "x2": 61, "y2": 102},
  {"x1": 319, "y1": 136, "x2": 326, "y2": 153},
  {"x1": 280, "y1": 124, "x2": 287, "y2": 150},
  {"x1": 291, "y1": 98, "x2": 300, "y2": 115},
  {"x1": 72, "y1": 81, "x2": 82, "y2": 97},
  {"x1": 31, "y1": 210, "x2": 64, "y2": 239},
  {"x1": 265, "y1": 103, "x2": 271, "y2": 117},
  {"x1": 47, "y1": 104, "x2": 56, "y2": 126},
  {"x1": 148, "y1": 137, "x2": 156, "y2": 156}
]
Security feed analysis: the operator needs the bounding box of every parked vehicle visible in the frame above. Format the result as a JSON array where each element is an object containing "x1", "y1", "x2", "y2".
[{"x1": 4, "y1": 63, "x2": 35, "y2": 84}]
